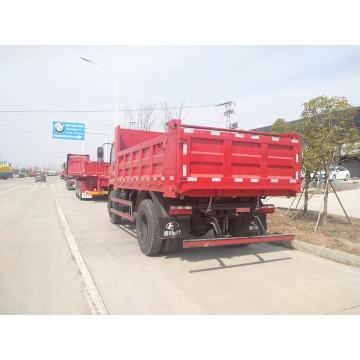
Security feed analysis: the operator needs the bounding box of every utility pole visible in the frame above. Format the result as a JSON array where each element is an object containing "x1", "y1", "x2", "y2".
[{"x1": 216, "y1": 101, "x2": 238, "y2": 129}]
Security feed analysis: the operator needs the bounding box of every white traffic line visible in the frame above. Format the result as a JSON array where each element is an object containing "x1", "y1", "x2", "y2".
[
  {"x1": 29, "y1": 185, "x2": 39, "y2": 192},
  {"x1": 52, "y1": 185, "x2": 108, "y2": 315}
]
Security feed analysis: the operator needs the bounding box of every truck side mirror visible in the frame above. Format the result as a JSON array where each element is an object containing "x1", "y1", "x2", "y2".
[{"x1": 97, "y1": 146, "x2": 104, "y2": 160}]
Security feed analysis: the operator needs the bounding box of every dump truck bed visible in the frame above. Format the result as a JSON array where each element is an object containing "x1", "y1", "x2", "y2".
[
  {"x1": 66, "y1": 154, "x2": 90, "y2": 177},
  {"x1": 112, "y1": 120, "x2": 301, "y2": 198},
  {"x1": 68, "y1": 157, "x2": 109, "y2": 178}
]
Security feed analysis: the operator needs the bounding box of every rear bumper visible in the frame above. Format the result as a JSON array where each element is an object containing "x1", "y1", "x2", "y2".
[
  {"x1": 87, "y1": 190, "x2": 108, "y2": 196},
  {"x1": 0, "y1": 173, "x2": 12, "y2": 179},
  {"x1": 183, "y1": 233, "x2": 294, "y2": 248}
]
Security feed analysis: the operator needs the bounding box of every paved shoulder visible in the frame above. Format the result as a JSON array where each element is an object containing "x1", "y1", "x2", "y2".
[{"x1": 0, "y1": 177, "x2": 90, "y2": 314}]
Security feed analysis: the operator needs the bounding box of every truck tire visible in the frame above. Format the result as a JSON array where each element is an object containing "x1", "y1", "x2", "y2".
[
  {"x1": 162, "y1": 238, "x2": 181, "y2": 254},
  {"x1": 66, "y1": 179, "x2": 73, "y2": 190},
  {"x1": 136, "y1": 199, "x2": 163, "y2": 256},
  {"x1": 75, "y1": 181, "x2": 79, "y2": 198},
  {"x1": 108, "y1": 191, "x2": 122, "y2": 224}
]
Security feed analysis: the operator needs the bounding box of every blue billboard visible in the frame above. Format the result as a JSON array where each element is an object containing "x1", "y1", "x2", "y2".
[{"x1": 52, "y1": 121, "x2": 85, "y2": 140}]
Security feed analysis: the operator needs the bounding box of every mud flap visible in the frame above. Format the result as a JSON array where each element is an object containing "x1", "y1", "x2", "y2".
[{"x1": 159, "y1": 217, "x2": 190, "y2": 239}]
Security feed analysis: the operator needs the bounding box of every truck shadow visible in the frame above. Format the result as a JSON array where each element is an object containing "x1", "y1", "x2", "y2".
[
  {"x1": 166, "y1": 245, "x2": 292, "y2": 273},
  {"x1": 116, "y1": 223, "x2": 292, "y2": 272}
]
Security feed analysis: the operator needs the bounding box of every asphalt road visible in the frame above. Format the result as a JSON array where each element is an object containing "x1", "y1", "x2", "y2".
[{"x1": 1, "y1": 176, "x2": 360, "y2": 314}]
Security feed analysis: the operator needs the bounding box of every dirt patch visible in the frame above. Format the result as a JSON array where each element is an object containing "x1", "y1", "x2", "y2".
[{"x1": 268, "y1": 208, "x2": 360, "y2": 256}]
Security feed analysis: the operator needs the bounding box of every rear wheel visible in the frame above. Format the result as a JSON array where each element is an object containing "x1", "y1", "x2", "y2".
[
  {"x1": 345, "y1": 174, "x2": 350, "y2": 181},
  {"x1": 136, "y1": 199, "x2": 163, "y2": 256},
  {"x1": 332, "y1": 175, "x2": 336, "y2": 181},
  {"x1": 66, "y1": 179, "x2": 72, "y2": 190},
  {"x1": 108, "y1": 190, "x2": 122, "y2": 224}
]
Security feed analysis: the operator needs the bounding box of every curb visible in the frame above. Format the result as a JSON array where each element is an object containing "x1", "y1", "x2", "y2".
[{"x1": 278, "y1": 239, "x2": 360, "y2": 268}]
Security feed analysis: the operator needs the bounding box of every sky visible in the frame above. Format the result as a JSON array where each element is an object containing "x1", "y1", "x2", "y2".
[{"x1": 1, "y1": 45, "x2": 360, "y2": 168}]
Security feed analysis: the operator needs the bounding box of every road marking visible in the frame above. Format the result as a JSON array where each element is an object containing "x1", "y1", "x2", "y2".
[
  {"x1": 52, "y1": 185, "x2": 108, "y2": 315},
  {"x1": 30, "y1": 185, "x2": 39, "y2": 192},
  {"x1": 326, "y1": 303, "x2": 360, "y2": 315}
]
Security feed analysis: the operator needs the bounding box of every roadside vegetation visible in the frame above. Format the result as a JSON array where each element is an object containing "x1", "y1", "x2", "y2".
[
  {"x1": 272, "y1": 95, "x2": 360, "y2": 227},
  {"x1": 268, "y1": 209, "x2": 360, "y2": 256}
]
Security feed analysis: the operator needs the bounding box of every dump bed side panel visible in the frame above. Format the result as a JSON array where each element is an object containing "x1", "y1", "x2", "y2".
[{"x1": 113, "y1": 127, "x2": 179, "y2": 197}]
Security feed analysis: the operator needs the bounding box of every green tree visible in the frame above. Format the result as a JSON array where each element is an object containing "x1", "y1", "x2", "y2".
[
  {"x1": 296, "y1": 95, "x2": 359, "y2": 225},
  {"x1": 271, "y1": 118, "x2": 290, "y2": 133}
]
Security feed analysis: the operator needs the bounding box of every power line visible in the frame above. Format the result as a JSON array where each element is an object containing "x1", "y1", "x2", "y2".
[{"x1": 0, "y1": 103, "x2": 220, "y2": 113}]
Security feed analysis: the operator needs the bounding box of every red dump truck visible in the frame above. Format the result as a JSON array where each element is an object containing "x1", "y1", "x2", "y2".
[
  {"x1": 105, "y1": 119, "x2": 301, "y2": 256},
  {"x1": 65, "y1": 153, "x2": 110, "y2": 200},
  {"x1": 64, "y1": 154, "x2": 90, "y2": 190}
]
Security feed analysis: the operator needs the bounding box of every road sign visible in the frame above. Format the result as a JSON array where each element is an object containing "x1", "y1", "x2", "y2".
[{"x1": 52, "y1": 121, "x2": 85, "y2": 140}]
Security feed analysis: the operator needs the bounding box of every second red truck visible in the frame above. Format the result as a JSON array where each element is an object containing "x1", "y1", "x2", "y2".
[{"x1": 64, "y1": 153, "x2": 110, "y2": 200}]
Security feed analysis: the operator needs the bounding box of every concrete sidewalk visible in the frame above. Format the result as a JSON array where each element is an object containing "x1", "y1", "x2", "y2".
[{"x1": 268, "y1": 187, "x2": 360, "y2": 219}]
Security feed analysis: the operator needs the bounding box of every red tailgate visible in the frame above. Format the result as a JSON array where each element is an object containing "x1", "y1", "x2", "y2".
[
  {"x1": 176, "y1": 123, "x2": 301, "y2": 197},
  {"x1": 86, "y1": 161, "x2": 110, "y2": 177}
]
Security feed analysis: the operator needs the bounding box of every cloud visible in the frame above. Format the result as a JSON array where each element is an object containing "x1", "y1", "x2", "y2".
[{"x1": 1, "y1": 46, "x2": 359, "y2": 166}]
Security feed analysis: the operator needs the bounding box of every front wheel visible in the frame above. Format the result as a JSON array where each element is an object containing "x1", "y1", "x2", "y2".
[
  {"x1": 136, "y1": 199, "x2": 163, "y2": 256},
  {"x1": 108, "y1": 190, "x2": 122, "y2": 224},
  {"x1": 332, "y1": 175, "x2": 336, "y2": 181},
  {"x1": 345, "y1": 174, "x2": 350, "y2": 181}
]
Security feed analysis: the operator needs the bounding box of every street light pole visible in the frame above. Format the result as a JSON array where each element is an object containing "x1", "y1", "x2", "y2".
[
  {"x1": 85, "y1": 130, "x2": 109, "y2": 162},
  {"x1": 80, "y1": 57, "x2": 119, "y2": 127}
]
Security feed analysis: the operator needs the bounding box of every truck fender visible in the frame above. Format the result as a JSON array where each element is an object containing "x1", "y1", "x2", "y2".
[
  {"x1": 134, "y1": 191, "x2": 151, "y2": 212},
  {"x1": 134, "y1": 191, "x2": 167, "y2": 217},
  {"x1": 149, "y1": 192, "x2": 168, "y2": 218}
]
